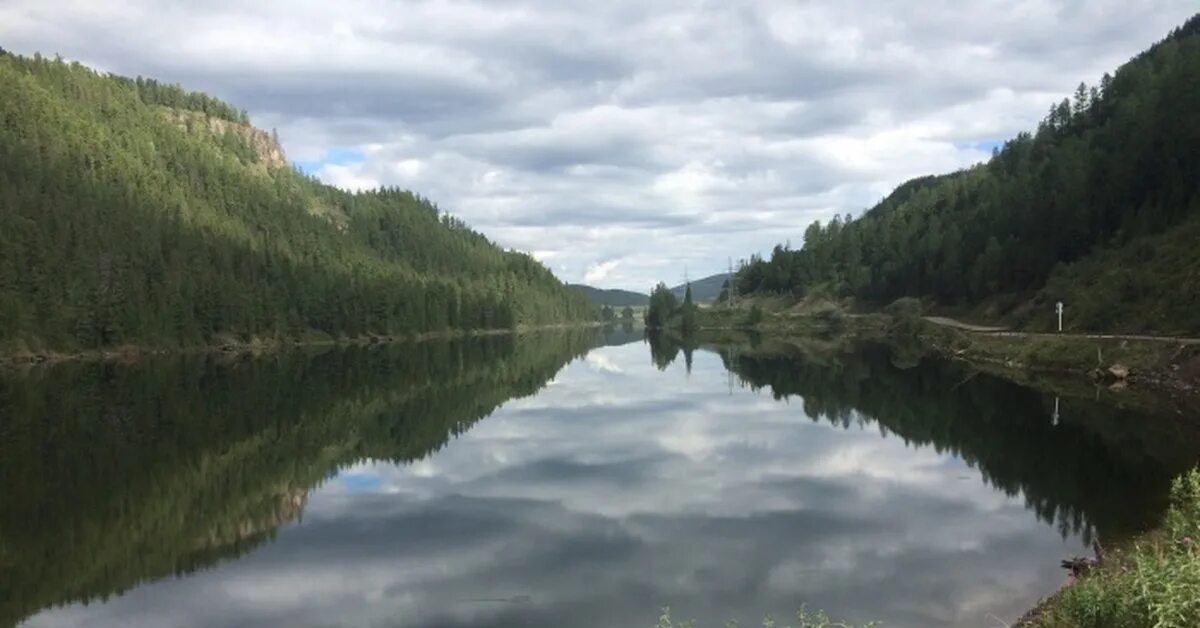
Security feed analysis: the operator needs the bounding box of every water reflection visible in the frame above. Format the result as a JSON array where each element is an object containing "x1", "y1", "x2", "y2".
[
  {"x1": 5, "y1": 330, "x2": 1198, "y2": 627},
  {"x1": 666, "y1": 334, "x2": 1198, "y2": 541},
  {"x1": 1, "y1": 331, "x2": 595, "y2": 627}
]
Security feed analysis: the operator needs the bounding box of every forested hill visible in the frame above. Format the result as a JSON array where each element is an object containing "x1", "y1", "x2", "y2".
[
  {"x1": 0, "y1": 52, "x2": 595, "y2": 354},
  {"x1": 736, "y1": 13, "x2": 1200, "y2": 334}
]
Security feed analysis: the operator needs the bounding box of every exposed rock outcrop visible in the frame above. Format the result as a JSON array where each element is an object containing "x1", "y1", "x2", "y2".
[{"x1": 162, "y1": 107, "x2": 287, "y2": 170}]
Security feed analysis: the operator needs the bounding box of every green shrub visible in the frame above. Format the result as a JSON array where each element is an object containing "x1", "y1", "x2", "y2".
[
  {"x1": 746, "y1": 305, "x2": 764, "y2": 327},
  {"x1": 1049, "y1": 570, "x2": 1142, "y2": 627},
  {"x1": 1038, "y1": 469, "x2": 1200, "y2": 628},
  {"x1": 883, "y1": 297, "x2": 923, "y2": 318},
  {"x1": 810, "y1": 303, "x2": 846, "y2": 331},
  {"x1": 884, "y1": 297, "x2": 924, "y2": 337},
  {"x1": 1136, "y1": 472, "x2": 1200, "y2": 627}
]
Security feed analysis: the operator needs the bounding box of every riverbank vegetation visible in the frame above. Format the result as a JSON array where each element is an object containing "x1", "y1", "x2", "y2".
[
  {"x1": 644, "y1": 282, "x2": 700, "y2": 334},
  {"x1": 680, "y1": 293, "x2": 1200, "y2": 397},
  {"x1": 1023, "y1": 469, "x2": 1200, "y2": 628},
  {"x1": 656, "y1": 606, "x2": 878, "y2": 628},
  {"x1": 875, "y1": 299, "x2": 1200, "y2": 394},
  {"x1": 0, "y1": 52, "x2": 594, "y2": 357}
]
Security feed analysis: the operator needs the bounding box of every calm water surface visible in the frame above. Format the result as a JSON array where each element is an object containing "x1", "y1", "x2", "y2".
[{"x1": 3, "y1": 329, "x2": 1197, "y2": 627}]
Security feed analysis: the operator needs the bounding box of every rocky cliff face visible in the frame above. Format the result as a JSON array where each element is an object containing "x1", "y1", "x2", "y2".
[
  {"x1": 193, "y1": 486, "x2": 309, "y2": 550},
  {"x1": 160, "y1": 107, "x2": 352, "y2": 226},
  {"x1": 163, "y1": 107, "x2": 287, "y2": 170}
]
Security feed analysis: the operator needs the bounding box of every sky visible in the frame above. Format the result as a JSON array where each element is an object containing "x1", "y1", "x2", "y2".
[{"x1": 1, "y1": 1, "x2": 1196, "y2": 290}]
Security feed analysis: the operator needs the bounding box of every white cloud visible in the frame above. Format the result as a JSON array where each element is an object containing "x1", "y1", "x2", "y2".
[
  {"x1": 1, "y1": 0, "x2": 1195, "y2": 288},
  {"x1": 583, "y1": 259, "x2": 620, "y2": 282}
]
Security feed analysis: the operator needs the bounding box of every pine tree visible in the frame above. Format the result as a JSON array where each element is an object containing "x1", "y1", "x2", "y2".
[{"x1": 680, "y1": 284, "x2": 698, "y2": 334}]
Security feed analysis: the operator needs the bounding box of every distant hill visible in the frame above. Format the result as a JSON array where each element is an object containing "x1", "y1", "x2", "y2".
[
  {"x1": 670, "y1": 273, "x2": 731, "y2": 303},
  {"x1": 570, "y1": 285, "x2": 648, "y2": 307},
  {"x1": 0, "y1": 52, "x2": 595, "y2": 354}
]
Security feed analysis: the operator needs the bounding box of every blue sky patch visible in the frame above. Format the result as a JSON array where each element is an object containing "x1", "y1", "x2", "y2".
[
  {"x1": 958, "y1": 139, "x2": 1005, "y2": 155},
  {"x1": 295, "y1": 147, "x2": 366, "y2": 175},
  {"x1": 339, "y1": 470, "x2": 383, "y2": 491}
]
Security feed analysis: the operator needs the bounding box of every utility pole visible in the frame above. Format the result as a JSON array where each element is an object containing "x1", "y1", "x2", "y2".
[
  {"x1": 727, "y1": 351, "x2": 734, "y2": 395},
  {"x1": 727, "y1": 257, "x2": 736, "y2": 308}
]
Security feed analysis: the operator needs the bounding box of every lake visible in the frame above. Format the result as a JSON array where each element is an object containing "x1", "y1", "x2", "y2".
[{"x1": 3, "y1": 329, "x2": 1197, "y2": 627}]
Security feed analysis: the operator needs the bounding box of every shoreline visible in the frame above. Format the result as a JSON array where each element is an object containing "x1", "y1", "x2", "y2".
[
  {"x1": 913, "y1": 319, "x2": 1200, "y2": 396},
  {"x1": 0, "y1": 321, "x2": 603, "y2": 369},
  {"x1": 684, "y1": 302, "x2": 1200, "y2": 399}
]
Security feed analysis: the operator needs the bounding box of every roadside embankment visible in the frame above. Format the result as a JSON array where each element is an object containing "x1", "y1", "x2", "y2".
[
  {"x1": 913, "y1": 317, "x2": 1200, "y2": 396},
  {"x1": 690, "y1": 296, "x2": 1200, "y2": 398}
]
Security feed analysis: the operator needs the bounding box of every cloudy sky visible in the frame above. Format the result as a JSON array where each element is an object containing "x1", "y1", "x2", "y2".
[{"x1": 2, "y1": 1, "x2": 1196, "y2": 289}]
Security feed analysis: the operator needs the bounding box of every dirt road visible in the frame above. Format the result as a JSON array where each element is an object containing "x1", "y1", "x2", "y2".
[{"x1": 922, "y1": 316, "x2": 1200, "y2": 345}]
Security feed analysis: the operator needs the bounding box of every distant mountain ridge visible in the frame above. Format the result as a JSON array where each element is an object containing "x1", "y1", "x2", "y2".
[
  {"x1": 570, "y1": 284, "x2": 648, "y2": 307},
  {"x1": 670, "y1": 273, "x2": 731, "y2": 303},
  {"x1": 571, "y1": 271, "x2": 731, "y2": 307}
]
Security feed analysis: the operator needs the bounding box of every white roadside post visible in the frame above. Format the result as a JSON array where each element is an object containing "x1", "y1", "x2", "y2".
[{"x1": 1056, "y1": 301, "x2": 1064, "y2": 333}]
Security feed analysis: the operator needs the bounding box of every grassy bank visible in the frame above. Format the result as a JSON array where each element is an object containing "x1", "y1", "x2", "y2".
[
  {"x1": 906, "y1": 317, "x2": 1200, "y2": 397},
  {"x1": 656, "y1": 606, "x2": 877, "y2": 628},
  {"x1": 692, "y1": 296, "x2": 890, "y2": 340},
  {"x1": 692, "y1": 296, "x2": 1200, "y2": 397},
  {"x1": 1019, "y1": 469, "x2": 1200, "y2": 628}
]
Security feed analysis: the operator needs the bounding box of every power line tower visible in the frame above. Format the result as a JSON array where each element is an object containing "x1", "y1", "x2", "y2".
[{"x1": 726, "y1": 257, "x2": 737, "y2": 308}]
